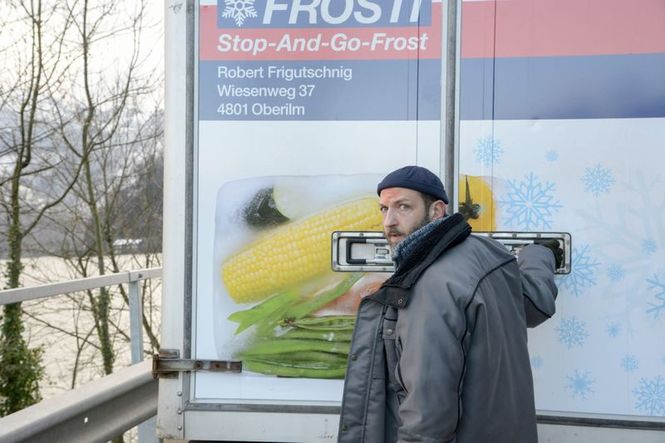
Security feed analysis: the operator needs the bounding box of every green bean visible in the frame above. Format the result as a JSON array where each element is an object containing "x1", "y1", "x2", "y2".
[
  {"x1": 284, "y1": 315, "x2": 356, "y2": 331},
  {"x1": 228, "y1": 273, "x2": 362, "y2": 334},
  {"x1": 240, "y1": 339, "x2": 350, "y2": 356},
  {"x1": 249, "y1": 351, "x2": 348, "y2": 366},
  {"x1": 283, "y1": 273, "x2": 362, "y2": 320},
  {"x1": 228, "y1": 289, "x2": 301, "y2": 334},
  {"x1": 243, "y1": 359, "x2": 347, "y2": 379},
  {"x1": 279, "y1": 328, "x2": 353, "y2": 342},
  {"x1": 229, "y1": 273, "x2": 360, "y2": 335}
]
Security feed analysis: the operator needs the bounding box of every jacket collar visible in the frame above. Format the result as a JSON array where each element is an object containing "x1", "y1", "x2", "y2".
[{"x1": 369, "y1": 213, "x2": 472, "y2": 309}]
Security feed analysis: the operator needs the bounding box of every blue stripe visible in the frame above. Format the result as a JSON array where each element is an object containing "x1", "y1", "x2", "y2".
[
  {"x1": 460, "y1": 54, "x2": 665, "y2": 120},
  {"x1": 199, "y1": 59, "x2": 440, "y2": 121}
]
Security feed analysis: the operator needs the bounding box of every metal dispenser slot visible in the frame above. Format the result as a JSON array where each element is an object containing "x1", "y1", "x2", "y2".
[{"x1": 332, "y1": 231, "x2": 571, "y2": 274}]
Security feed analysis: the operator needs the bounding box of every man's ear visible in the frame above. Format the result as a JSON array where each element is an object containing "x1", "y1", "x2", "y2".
[{"x1": 429, "y1": 201, "x2": 446, "y2": 220}]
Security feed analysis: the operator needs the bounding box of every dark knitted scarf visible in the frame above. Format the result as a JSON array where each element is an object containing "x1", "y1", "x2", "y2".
[
  {"x1": 383, "y1": 212, "x2": 472, "y2": 290},
  {"x1": 392, "y1": 217, "x2": 447, "y2": 269}
]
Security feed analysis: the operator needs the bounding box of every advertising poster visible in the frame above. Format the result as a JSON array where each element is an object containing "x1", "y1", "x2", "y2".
[
  {"x1": 194, "y1": 0, "x2": 445, "y2": 402},
  {"x1": 458, "y1": 0, "x2": 665, "y2": 419}
]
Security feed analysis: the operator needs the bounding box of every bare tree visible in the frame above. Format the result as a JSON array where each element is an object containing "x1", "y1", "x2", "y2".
[
  {"x1": 45, "y1": 0, "x2": 161, "y2": 377},
  {"x1": 1, "y1": 0, "x2": 164, "y2": 422},
  {"x1": 0, "y1": 0, "x2": 79, "y2": 416}
]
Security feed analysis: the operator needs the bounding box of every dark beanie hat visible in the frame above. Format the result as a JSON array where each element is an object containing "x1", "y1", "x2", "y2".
[{"x1": 377, "y1": 165, "x2": 449, "y2": 204}]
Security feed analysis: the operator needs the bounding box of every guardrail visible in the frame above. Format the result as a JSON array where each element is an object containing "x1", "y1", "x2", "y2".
[
  {"x1": 0, "y1": 360, "x2": 157, "y2": 443},
  {"x1": 0, "y1": 268, "x2": 162, "y2": 443}
]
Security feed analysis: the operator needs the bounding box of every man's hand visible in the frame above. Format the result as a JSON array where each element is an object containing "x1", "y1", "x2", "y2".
[{"x1": 534, "y1": 239, "x2": 564, "y2": 269}]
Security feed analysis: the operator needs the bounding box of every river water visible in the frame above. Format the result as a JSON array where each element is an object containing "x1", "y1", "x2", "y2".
[{"x1": 5, "y1": 254, "x2": 162, "y2": 400}]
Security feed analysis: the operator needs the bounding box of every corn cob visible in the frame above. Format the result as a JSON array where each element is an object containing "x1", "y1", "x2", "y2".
[{"x1": 222, "y1": 196, "x2": 381, "y2": 303}]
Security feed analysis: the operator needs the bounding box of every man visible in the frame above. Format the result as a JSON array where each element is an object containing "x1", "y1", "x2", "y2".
[{"x1": 338, "y1": 166, "x2": 559, "y2": 443}]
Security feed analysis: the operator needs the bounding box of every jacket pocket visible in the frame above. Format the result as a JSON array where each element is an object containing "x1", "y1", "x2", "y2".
[
  {"x1": 382, "y1": 316, "x2": 400, "y2": 387},
  {"x1": 394, "y1": 336, "x2": 408, "y2": 397}
]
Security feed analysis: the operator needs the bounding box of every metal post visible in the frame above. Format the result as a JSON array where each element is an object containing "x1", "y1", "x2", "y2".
[
  {"x1": 128, "y1": 278, "x2": 158, "y2": 442},
  {"x1": 128, "y1": 280, "x2": 144, "y2": 364},
  {"x1": 138, "y1": 416, "x2": 159, "y2": 443},
  {"x1": 444, "y1": 0, "x2": 461, "y2": 210}
]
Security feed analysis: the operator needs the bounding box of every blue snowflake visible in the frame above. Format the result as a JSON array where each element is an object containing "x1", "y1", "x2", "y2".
[
  {"x1": 634, "y1": 376, "x2": 665, "y2": 416},
  {"x1": 606, "y1": 322, "x2": 621, "y2": 338},
  {"x1": 566, "y1": 370, "x2": 595, "y2": 399},
  {"x1": 531, "y1": 355, "x2": 544, "y2": 369},
  {"x1": 473, "y1": 136, "x2": 503, "y2": 167},
  {"x1": 607, "y1": 264, "x2": 626, "y2": 282},
  {"x1": 545, "y1": 150, "x2": 558, "y2": 162},
  {"x1": 581, "y1": 164, "x2": 615, "y2": 197},
  {"x1": 499, "y1": 173, "x2": 562, "y2": 230},
  {"x1": 557, "y1": 245, "x2": 600, "y2": 297},
  {"x1": 556, "y1": 317, "x2": 589, "y2": 349},
  {"x1": 621, "y1": 354, "x2": 639, "y2": 373},
  {"x1": 646, "y1": 273, "x2": 665, "y2": 318},
  {"x1": 642, "y1": 239, "x2": 657, "y2": 255}
]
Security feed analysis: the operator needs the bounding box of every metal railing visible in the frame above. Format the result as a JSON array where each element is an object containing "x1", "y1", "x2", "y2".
[{"x1": 0, "y1": 268, "x2": 162, "y2": 443}]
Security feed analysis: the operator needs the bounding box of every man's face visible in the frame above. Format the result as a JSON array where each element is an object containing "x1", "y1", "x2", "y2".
[{"x1": 379, "y1": 187, "x2": 431, "y2": 249}]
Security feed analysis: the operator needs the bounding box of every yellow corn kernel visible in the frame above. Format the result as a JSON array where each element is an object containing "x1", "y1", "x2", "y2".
[{"x1": 222, "y1": 196, "x2": 382, "y2": 303}]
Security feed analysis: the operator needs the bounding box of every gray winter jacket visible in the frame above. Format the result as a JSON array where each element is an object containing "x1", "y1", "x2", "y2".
[{"x1": 338, "y1": 214, "x2": 558, "y2": 443}]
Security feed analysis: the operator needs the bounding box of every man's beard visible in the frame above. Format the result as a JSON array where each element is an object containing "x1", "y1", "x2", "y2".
[{"x1": 385, "y1": 213, "x2": 432, "y2": 249}]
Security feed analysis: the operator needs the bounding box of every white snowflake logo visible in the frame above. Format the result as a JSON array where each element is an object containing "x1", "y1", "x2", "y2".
[{"x1": 222, "y1": 0, "x2": 258, "y2": 27}]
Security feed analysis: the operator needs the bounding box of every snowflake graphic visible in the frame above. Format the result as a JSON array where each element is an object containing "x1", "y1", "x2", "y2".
[
  {"x1": 607, "y1": 264, "x2": 626, "y2": 283},
  {"x1": 545, "y1": 150, "x2": 558, "y2": 162},
  {"x1": 221, "y1": 0, "x2": 258, "y2": 27},
  {"x1": 607, "y1": 264, "x2": 626, "y2": 282},
  {"x1": 576, "y1": 171, "x2": 665, "y2": 329},
  {"x1": 621, "y1": 354, "x2": 639, "y2": 373},
  {"x1": 474, "y1": 136, "x2": 503, "y2": 167},
  {"x1": 606, "y1": 322, "x2": 622, "y2": 338},
  {"x1": 531, "y1": 355, "x2": 544, "y2": 369},
  {"x1": 634, "y1": 376, "x2": 665, "y2": 416},
  {"x1": 556, "y1": 316, "x2": 589, "y2": 349},
  {"x1": 642, "y1": 239, "x2": 657, "y2": 255},
  {"x1": 557, "y1": 245, "x2": 600, "y2": 297},
  {"x1": 646, "y1": 273, "x2": 665, "y2": 318},
  {"x1": 566, "y1": 370, "x2": 595, "y2": 399},
  {"x1": 499, "y1": 173, "x2": 562, "y2": 230},
  {"x1": 581, "y1": 163, "x2": 615, "y2": 197}
]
